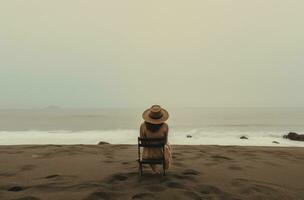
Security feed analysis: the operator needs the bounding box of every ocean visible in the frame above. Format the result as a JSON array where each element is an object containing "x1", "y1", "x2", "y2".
[{"x1": 0, "y1": 107, "x2": 304, "y2": 146}]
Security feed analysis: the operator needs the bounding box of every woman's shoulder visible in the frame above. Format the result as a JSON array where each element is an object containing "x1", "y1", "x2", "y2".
[
  {"x1": 163, "y1": 122, "x2": 168, "y2": 128},
  {"x1": 161, "y1": 123, "x2": 169, "y2": 140},
  {"x1": 140, "y1": 122, "x2": 146, "y2": 130},
  {"x1": 140, "y1": 122, "x2": 146, "y2": 128}
]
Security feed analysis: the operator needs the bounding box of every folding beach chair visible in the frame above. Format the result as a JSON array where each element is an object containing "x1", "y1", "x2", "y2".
[{"x1": 137, "y1": 137, "x2": 166, "y2": 176}]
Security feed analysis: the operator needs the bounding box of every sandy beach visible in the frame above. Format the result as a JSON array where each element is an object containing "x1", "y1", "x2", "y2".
[{"x1": 0, "y1": 145, "x2": 303, "y2": 200}]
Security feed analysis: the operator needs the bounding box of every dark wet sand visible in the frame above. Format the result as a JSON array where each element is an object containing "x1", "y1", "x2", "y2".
[{"x1": 0, "y1": 145, "x2": 304, "y2": 200}]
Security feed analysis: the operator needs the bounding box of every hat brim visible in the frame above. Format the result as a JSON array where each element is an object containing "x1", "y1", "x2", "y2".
[{"x1": 142, "y1": 108, "x2": 169, "y2": 124}]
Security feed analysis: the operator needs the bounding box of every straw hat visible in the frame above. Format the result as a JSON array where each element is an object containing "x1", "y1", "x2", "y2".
[{"x1": 142, "y1": 105, "x2": 169, "y2": 124}]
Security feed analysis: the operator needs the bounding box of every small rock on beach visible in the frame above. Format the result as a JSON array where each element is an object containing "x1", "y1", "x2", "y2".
[{"x1": 98, "y1": 141, "x2": 110, "y2": 145}]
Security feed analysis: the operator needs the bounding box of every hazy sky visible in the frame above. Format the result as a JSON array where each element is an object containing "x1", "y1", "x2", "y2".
[{"x1": 0, "y1": 0, "x2": 303, "y2": 108}]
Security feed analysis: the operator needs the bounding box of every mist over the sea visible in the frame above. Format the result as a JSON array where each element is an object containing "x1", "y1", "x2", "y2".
[
  {"x1": 1, "y1": 107, "x2": 304, "y2": 132},
  {"x1": 1, "y1": 0, "x2": 304, "y2": 109}
]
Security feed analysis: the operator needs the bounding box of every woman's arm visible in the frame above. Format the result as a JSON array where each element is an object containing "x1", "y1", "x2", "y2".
[
  {"x1": 139, "y1": 123, "x2": 145, "y2": 138},
  {"x1": 164, "y1": 123, "x2": 169, "y2": 144}
]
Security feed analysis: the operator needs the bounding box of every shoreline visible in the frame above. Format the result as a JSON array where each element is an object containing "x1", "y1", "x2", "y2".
[
  {"x1": 1, "y1": 130, "x2": 304, "y2": 147},
  {"x1": 1, "y1": 144, "x2": 304, "y2": 148}
]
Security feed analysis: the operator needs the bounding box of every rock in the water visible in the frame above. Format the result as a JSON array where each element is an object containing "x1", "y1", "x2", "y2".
[
  {"x1": 272, "y1": 141, "x2": 280, "y2": 144},
  {"x1": 283, "y1": 132, "x2": 304, "y2": 141},
  {"x1": 240, "y1": 136, "x2": 248, "y2": 140},
  {"x1": 186, "y1": 135, "x2": 192, "y2": 138},
  {"x1": 98, "y1": 141, "x2": 110, "y2": 145}
]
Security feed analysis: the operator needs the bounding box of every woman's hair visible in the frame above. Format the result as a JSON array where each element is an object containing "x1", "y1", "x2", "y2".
[{"x1": 145, "y1": 121, "x2": 163, "y2": 132}]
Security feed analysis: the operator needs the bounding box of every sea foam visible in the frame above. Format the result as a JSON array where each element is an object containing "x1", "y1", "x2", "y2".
[{"x1": 0, "y1": 129, "x2": 303, "y2": 147}]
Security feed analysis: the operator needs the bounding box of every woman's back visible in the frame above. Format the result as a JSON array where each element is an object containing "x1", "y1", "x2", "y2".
[
  {"x1": 140, "y1": 122, "x2": 168, "y2": 142},
  {"x1": 140, "y1": 122, "x2": 169, "y2": 162}
]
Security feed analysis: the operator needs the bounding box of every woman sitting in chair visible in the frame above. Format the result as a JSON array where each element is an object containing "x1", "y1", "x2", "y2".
[{"x1": 140, "y1": 105, "x2": 173, "y2": 174}]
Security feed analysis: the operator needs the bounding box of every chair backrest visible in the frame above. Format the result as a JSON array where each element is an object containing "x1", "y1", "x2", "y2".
[
  {"x1": 137, "y1": 137, "x2": 167, "y2": 176},
  {"x1": 138, "y1": 137, "x2": 165, "y2": 148}
]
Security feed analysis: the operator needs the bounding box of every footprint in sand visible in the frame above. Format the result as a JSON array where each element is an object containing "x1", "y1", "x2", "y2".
[
  {"x1": 12, "y1": 197, "x2": 40, "y2": 200},
  {"x1": 20, "y1": 165, "x2": 36, "y2": 171},
  {"x1": 166, "y1": 181, "x2": 188, "y2": 189},
  {"x1": 200, "y1": 184, "x2": 222, "y2": 195},
  {"x1": 106, "y1": 173, "x2": 129, "y2": 184},
  {"x1": 45, "y1": 174, "x2": 60, "y2": 179},
  {"x1": 204, "y1": 162, "x2": 218, "y2": 166},
  {"x1": 183, "y1": 191, "x2": 203, "y2": 200},
  {"x1": 104, "y1": 160, "x2": 116, "y2": 164},
  {"x1": 144, "y1": 185, "x2": 167, "y2": 192},
  {"x1": 0, "y1": 170, "x2": 16, "y2": 177},
  {"x1": 173, "y1": 162, "x2": 186, "y2": 167},
  {"x1": 211, "y1": 155, "x2": 233, "y2": 161},
  {"x1": 231, "y1": 178, "x2": 281, "y2": 198},
  {"x1": 132, "y1": 192, "x2": 155, "y2": 199},
  {"x1": 199, "y1": 184, "x2": 241, "y2": 200},
  {"x1": 228, "y1": 166, "x2": 242, "y2": 171},
  {"x1": 83, "y1": 191, "x2": 113, "y2": 200},
  {"x1": 7, "y1": 186, "x2": 25, "y2": 192},
  {"x1": 112, "y1": 174, "x2": 128, "y2": 181},
  {"x1": 182, "y1": 169, "x2": 200, "y2": 175},
  {"x1": 31, "y1": 154, "x2": 43, "y2": 159},
  {"x1": 168, "y1": 173, "x2": 198, "y2": 183}
]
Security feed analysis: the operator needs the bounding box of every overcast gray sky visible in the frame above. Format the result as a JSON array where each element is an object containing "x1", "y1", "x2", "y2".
[{"x1": 0, "y1": 0, "x2": 303, "y2": 108}]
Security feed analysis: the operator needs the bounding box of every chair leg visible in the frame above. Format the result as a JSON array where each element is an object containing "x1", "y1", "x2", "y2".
[{"x1": 140, "y1": 163, "x2": 143, "y2": 176}]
